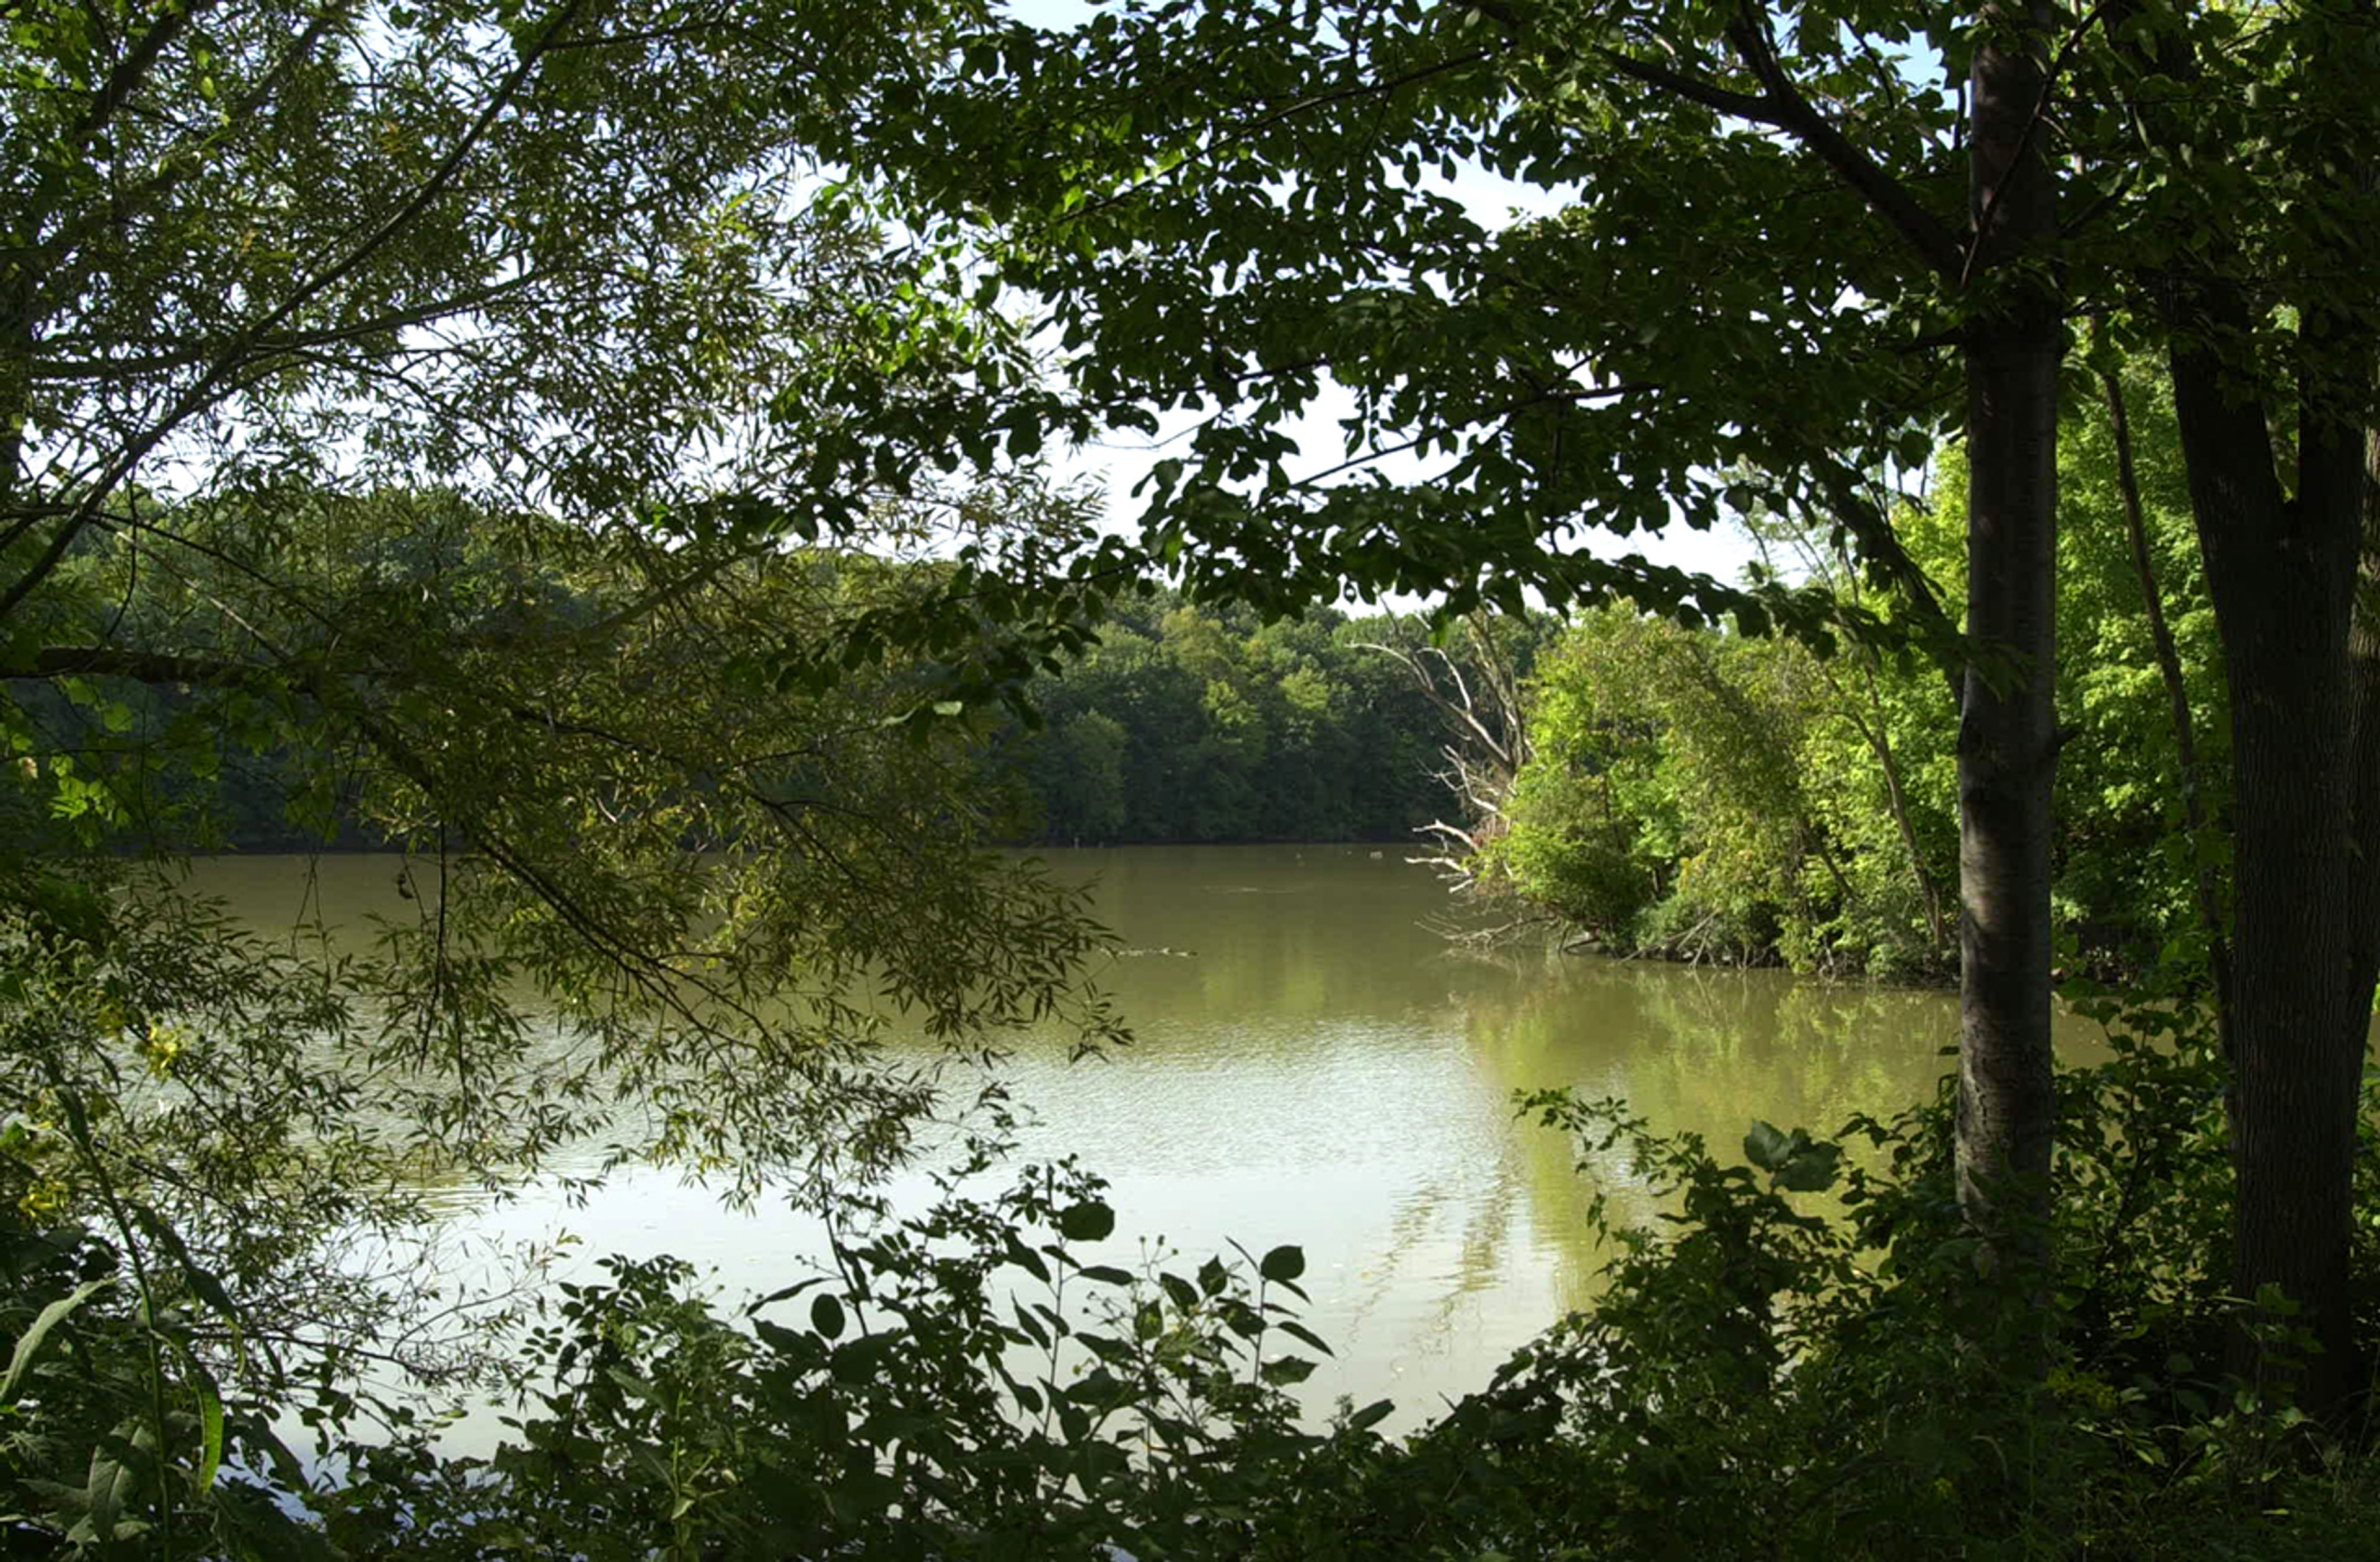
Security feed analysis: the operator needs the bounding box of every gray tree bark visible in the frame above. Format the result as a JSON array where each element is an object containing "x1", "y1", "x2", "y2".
[{"x1": 1954, "y1": 0, "x2": 2062, "y2": 1284}]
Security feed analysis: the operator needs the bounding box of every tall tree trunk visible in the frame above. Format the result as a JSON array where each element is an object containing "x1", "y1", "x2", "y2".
[
  {"x1": 2167, "y1": 276, "x2": 2371, "y2": 1413},
  {"x1": 1955, "y1": 0, "x2": 2061, "y2": 1283},
  {"x1": 2094, "y1": 0, "x2": 2379, "y2": 1424}
]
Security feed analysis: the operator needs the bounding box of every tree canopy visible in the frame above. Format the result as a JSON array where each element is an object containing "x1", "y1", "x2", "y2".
[
  {"x1": 839, "y1": 0, "x2": 2380, "y2": 1400},
  {"x1": 1, "y1": 1, "x2": 1136, "y2": 1535}
]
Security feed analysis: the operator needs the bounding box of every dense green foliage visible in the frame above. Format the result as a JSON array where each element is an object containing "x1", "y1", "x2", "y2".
[
  {"x1": 1500, "y1": 604, "x2": 1942, "y2": 973},
  {"x1": 1494, "y1": 368, "x2": 2226, "y2": 984}
]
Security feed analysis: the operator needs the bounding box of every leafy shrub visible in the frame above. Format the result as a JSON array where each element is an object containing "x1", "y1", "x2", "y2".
[
  {"x1": 13, "y1": 1008, "x2": 2380, "y2": 1561},
  {"x1": 315, "y1": 1149, "x2": 1341, "y2": 1561}
]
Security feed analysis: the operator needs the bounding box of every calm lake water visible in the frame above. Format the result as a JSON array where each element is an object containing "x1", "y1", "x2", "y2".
[{"x1": 195, "y1": 845, "x2": 2112, "y2": 1434}]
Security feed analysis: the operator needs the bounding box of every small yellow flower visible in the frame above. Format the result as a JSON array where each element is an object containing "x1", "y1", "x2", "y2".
[
  {"x1": 138, "y1": 1024, "x2": 188, "y2": 1079},
  {"x1": 18, "y1": 1175, "x2": 71, "y2": 1218}
]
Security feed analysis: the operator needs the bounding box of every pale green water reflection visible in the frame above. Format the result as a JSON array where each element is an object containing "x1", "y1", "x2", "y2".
[{"x1": 192, "y1": 845, "x2": 2109, "y2": 1431}]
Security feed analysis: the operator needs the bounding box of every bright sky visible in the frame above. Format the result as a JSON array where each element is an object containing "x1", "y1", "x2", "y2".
[{"x1": 996, "y1": 0, "x2": 1760, "y2": 599}]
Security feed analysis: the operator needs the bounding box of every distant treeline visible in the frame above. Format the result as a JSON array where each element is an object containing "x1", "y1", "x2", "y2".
[
  {"x1": 996, "y1": 594, "x2": 1520, "y2": 845},
  {"x1": 39, "y1": 588, "x2": 1497, "y2": 855}
]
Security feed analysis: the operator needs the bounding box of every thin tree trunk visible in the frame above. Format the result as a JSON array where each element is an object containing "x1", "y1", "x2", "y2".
[
  {"x1": 2348, "y1": 426, "x2": 2380, "y2": 1050},
  {"x1": 1758, "y1": 528, "x2": 1954, "y2": 960},
  {"x1": 0, "y1": 281, "x2": 32, "y2": 554},
  {"x1": 1851, "y1": 650, "x2": 1953, "y2": 956},
  {"x1": 2097, "y1": 357, "x2": 2232, "y2": 1058},
  {"x1": 1955, "y1": 0, "x2": 2061, "y2": 1286}
]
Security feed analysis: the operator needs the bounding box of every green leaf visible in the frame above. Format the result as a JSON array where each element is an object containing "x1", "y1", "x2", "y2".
[
  {"x1": 810, "y1": 1292, "x2": 846, "y2": 1340},
  {"x1": 194, "y1": 1378, "x2": 224, "y2": 1493},
  {"x1": 84, "y1": 1444, "x2": 129, "y2": 1542},
  {"x1": 133, "y1": 1209, "x2": 240, "y2": 1323},
  {"x1": 1743, "y1": 1120, "x2": 1791, "y2": 1171},
  {"x1": 2, "y1": 1277, "x2": 114, "y2": 1404},
  {"x1": 1003, "y1": 1233, "x2": 1052, "y2": 1284},
  {"x1": 1258, "y1": 1354, "x2": 1316, "y2": 1385},
  {"x1": 1011, "y1": 1300, "x2": 1051, "y2": 1349},
  {"x1": 1258, "y1": 1244, "x2": 1305, "y2": 1284},
  {"x1": 1219, "y1": 1297, "x2": 1265, "y2": 1340},
  {"x1": 1274, "y1": 1318, "x2": 1333, "y2": 1357},
  {"x1": 1774, "y1": 1140, "x2": 1843, "y2": 1193},
  {"x1": 1056, "y1": 1200, "x2": 1115, "y2": 1243},
  {"x1": 161, "y1": 1336, "x2": 226, "y2": 1492}
]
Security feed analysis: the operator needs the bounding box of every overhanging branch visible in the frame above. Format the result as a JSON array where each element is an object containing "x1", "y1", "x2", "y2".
[{"x1": 0, "y1": 646, "x2": 267, "y2": 686}]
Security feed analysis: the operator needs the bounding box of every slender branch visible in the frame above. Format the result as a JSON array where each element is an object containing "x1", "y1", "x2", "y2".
[
  {"x1": 0, "y1": 645, "x2": 258, "y2": 685},
  {"x1": 1595, "y1": 48, "x2": 1770, "y2": 121},
  {"x1": 62, "y1": 0, "x2": 222, "y2": 157},
  {"x1": 1290, "y1": 378, "x2": 1657, "y2": 488},
  {"x1": 2099, "y1": 349, "x2": 2231, "y2": 1049},
  {"x1": 1517, "y1": 0, "x2": 1962, "y2": 280},
  {"x1": 1721, "y1": 6, "x2": 1965, "y2": 280},
  {"x1": 0, "y1": 0, "x2": 588, "y2": 625},
  {"x1": 580, "y1": 540, "x2": 783, "y2": 642},
  {"x1": 30, "y1": 271, "x2": 552, "y2": 381}
]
